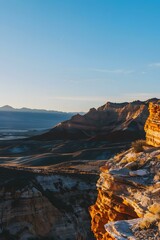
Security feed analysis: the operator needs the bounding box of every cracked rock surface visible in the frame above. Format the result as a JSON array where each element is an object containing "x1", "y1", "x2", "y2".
[{"x1": 89, "y1": 147, "x2": 160, "y2": 239}]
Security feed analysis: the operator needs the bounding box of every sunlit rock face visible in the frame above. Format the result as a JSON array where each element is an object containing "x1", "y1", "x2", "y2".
[
  {"x1": 89, "y1": 102, "x2": 160, "y2": 239},
  {"x1": 145, "y1": 102, "x2": 160, "y2": 147},
  {"x1": 89, "y1": 148, "x2": 160, "y2": 239}
]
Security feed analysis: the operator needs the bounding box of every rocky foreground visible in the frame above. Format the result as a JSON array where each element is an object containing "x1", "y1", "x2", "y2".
[{"x1": 89, "y1": 146, "x2": 160, "y2": 239}]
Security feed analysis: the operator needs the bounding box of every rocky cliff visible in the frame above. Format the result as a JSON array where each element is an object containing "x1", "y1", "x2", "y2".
[
  {"x1": 145, "y1": 102, "x2": 160, "y2": 147},
  {"x1": 36, "y1": 99, "x2": 159, "y2": 142},
  {"x1": 0, "y1": 167, "x2": 98, "y2": 240},
  {"x1": 90, "y1": 147, "x2": 160, "y2": 239},
  {"x1": 90, "y1": 105, "x2": 160, "y2": 239}
]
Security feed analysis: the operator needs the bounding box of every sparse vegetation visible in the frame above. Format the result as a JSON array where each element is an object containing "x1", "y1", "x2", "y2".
[{"x1": 132, "y1": 140, "x2": 147, "y2": 153}]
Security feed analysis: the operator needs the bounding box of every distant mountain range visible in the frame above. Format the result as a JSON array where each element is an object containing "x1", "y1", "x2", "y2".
[{"x1": 0, "y1": 105, "x2": 82, "y2": 114}]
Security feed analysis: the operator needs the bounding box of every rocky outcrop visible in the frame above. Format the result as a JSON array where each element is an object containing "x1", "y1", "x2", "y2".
[
  {"x1": 89, "y1": 146, "x2": 160, "y2": 239},
  {"x1": 145, "y1": 102, "x2": 160, "y2": 147},
  {"x1": 0, "y1": 168, "x2": 98, "y2": 240},
  {"x1": 36, "y1": 98, "x2": 159, "y2": 142},
  {"x1": 90, "y1": 102, "x2": 160, "y2": 239}
]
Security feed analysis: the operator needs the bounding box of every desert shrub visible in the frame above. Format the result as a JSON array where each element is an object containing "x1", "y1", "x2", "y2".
[{"x1": 132, "y1": 140, "x2": 146, "y2": 153}]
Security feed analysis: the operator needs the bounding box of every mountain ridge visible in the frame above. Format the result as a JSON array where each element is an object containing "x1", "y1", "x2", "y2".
[
  {"x1": 0, "y1": 105, "x2": 83, "y2": 114},
  {"x1": 36, "y1": 98, "x2": 160, "y2": 141}
]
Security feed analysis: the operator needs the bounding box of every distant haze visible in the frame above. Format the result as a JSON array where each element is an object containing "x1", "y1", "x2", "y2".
[
  {"x1": 0, "y1": 105, "x2": 80, "y2": 114},
  {"x1": 0, "y1": 111, "x2": 76, "y2": 130}
]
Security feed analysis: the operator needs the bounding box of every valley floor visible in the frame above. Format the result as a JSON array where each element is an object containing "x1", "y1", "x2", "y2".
[{"x1": 0, "y1": 138, "x2": 128, "y2": 240}]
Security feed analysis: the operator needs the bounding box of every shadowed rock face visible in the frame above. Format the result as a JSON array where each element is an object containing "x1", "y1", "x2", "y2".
[
  {"x1": 0, "y1": 168, "x2": 98, "y2": 240},
  {"x1": 0, "y1": 137, "x2": 130, "y2": 240},
  {"x1": 36, "y1": 99, "x2": 159, "y2": 142},
  {"x1": 0, "y1": 138, "x2": 122, "y2": 240}
]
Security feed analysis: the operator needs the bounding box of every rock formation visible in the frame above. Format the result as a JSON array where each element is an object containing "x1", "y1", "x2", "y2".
[
  {"x1": 36, "y1": 98, "x2": 159, "y2": 142},
  {"x1": 90, "y1": 104, "x2": 160, "y2": 239},
  {"x1": 90, "y1": 147, "x2": 160, "y2": 239},
  {"x1": 145, "y1": 102, "x2": 160, "y2": 147},
  {"x1": 0, "y1": 168, "x2": 98, "y2": 240},
  {"x1": 1, "y1": 99, "x2": 160, "y2": 240}
]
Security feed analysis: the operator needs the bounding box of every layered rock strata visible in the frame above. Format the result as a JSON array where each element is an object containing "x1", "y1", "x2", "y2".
[
  {"x1": 145, "y1": 102, "x2": 160, "y2": 147},
  {"x1": 36, "y1": 99, "x2": 159, "y2": 142},
  {"x1": 0, "y1": 168, "x2": 98, "y2": 240},
  {"x1": 90, "y1": 147, "x2": 160, "y2": 239}
]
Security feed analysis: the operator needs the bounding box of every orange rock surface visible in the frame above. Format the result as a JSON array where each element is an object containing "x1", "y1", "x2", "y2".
[
  {"x1": 89, "y1": 171, "x2": 139, "y2": 240},
  {"x1": 90, "y1": 103, "x2": 160, "y2": 240},
  {"x1": 89, "y1": 145, "x2": 160, "y2": 239},
  {"x1": 145, "y1": 102, "x2": 160, "y2": 147}
]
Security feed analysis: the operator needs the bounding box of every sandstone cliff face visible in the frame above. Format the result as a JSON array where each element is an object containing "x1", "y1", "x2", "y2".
[
  {"x1": 0, "y1": 169, "x2": 97, "y2": 240},
  {"x1": 89, "y1": 147, "x2": 160, "y2": 239},
  {"x1": 90, "y1": 103, "x2": 160, "y2": 239},
  {"x1": 145, "y1": 102, "x2": 160, "y2": 147}
]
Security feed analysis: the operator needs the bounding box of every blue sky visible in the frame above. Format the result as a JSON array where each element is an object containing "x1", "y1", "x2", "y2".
[{"x1": 0, "y1": 0, "x2": 160, "y2": 111}]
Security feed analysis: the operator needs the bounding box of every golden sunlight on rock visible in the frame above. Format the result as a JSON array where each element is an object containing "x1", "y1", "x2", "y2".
[
  {"x1": 89, "y1": 103, "x2": 160, "y2": 239},
  {"x1": 145, "y1": 102, "x2": 160, "y2": 147}
]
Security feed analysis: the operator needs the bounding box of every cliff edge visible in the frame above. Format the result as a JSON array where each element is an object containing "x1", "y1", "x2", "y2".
[
  {"x1": 90, "y1": 103, "x2": 160, "y2": 239},
  {"x1": 145, "y1": 102, "x2": 160, "y2": 147}
]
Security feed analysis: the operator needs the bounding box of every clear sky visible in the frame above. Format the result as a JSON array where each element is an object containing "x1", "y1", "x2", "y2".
[{"x1": 0, "y1": 0, "x2": 160, "y2": 112}]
